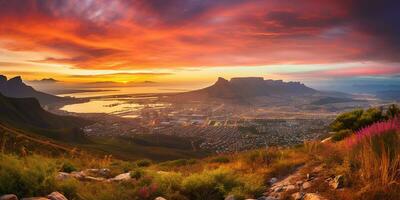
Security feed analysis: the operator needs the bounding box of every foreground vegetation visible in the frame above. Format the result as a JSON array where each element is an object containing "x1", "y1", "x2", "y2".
[
  {"x1": 1, "y1": 105, "x2": 399, "y2": 200},
  {"x1": 0, "y1": 145, "x2": 310, "y2": 200}
]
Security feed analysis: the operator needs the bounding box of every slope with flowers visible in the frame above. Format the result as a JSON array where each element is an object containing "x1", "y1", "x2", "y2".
[{"x1": 0, "y1": 105, "x2": 399, "y2": 200}]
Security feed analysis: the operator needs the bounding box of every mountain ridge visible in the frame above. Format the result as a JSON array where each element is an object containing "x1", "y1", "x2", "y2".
[
  {"x1": 174, "y1": 77, "x2": 317, "y2": 102},
  {"x1": 0, "y1": 75, "x2": 66, "y2": 105},
  {"x1": 0, "y1": 93, "x2": 88, "y2": 142}
]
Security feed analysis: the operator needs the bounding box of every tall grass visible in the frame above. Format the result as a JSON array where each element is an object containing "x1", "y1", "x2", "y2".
[{"x1": 345, "y1": 117, "x2": 400, "y2": 186}]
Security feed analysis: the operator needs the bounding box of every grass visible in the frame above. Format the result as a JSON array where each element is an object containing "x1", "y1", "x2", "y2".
[
  {"x1": 2, "y1": 113, "x2": 399, "y2": 199},
  {"x1": 0, "y1": 145, "x2": 308, "y2": 200}
]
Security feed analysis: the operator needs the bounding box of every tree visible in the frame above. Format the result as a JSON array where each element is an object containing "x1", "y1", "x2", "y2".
[{"x1": 386, "y1": 104, "x2": 400, "y2": 119}]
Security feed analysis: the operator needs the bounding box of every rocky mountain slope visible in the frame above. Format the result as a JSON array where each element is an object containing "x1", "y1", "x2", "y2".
[{"x1": 0, "y1": 75, "x2": 67, "y2": 105}]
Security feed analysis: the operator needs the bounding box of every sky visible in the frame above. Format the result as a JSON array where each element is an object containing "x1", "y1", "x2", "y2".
[{"x1": 0, "y1": 0, "x2": 399, "y2": 91}]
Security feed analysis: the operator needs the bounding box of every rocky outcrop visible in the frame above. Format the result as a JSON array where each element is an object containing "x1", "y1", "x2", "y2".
[
  {"x1": 109, "y1": 172, "x2": 131, "y2": 181},
  {"x1": 328, "y1": 175, "x2": 344, "y2": 189},
  {"x1": 47, "y1": 192, "x2": 67, "y2": 200},
  {"x1": 9, "y1": 192, "x2": 68, "y2": 200},
  {"x1": 0, "y1": 75, "x2": 64, "y2": 105},
  {"x1": 0, "y1": 194, "x2": 18, "y2": 200},
  {"x1": 56, "y1": 169, "x2": 132, "y2": 182},
  {"x1": 303, "y1": 193, "x2": 327, "y2": 200}
]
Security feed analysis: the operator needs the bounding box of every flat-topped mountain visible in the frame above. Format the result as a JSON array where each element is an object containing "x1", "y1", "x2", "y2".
[
  {"x1": 0, "y1": 75, "x2": 65, "y2": 105},
  {"x1": 175, "y1": 77, "x2": 316, "y2": 101}
]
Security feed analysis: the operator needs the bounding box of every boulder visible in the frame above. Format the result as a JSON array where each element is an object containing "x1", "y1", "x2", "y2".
[
  {"x1": 70, "y1": 171, "x2": 86, "y2": 180},
  {"x1": 56, "y1": 172, "x2": 71, "y2": 181},
  {"x1": 225, "y1": 195, "x2": 235, "y2": 200},
  {"x1": 85, "y1": 168, "x2": 111, "y2": 177},
  {"x1": 22, "y1": 198, "x2": 49, "y2": 200},
  {"x1": 291, "y1": 192, "x2": 303, "y2": 200},
  {"x1": 47, "y1": 192, "x2": 68, "y2": 200},
  {"x1": 110, "y1": 172, "x2": 131, "y2": 181},
  {"x1": 154, "y1": 197, "x2": 167, "y2": 200},
  {"x1": 268, "y1": 177, "x2": 278, "y2": 185},
  {"x1": 295, "y1": 180, "x2": 303, "y2": 186},
  {"x1": 302, "y1": 181, "x2": 312, "y2": 189},
  {"x1": 82, "y1": 176, "x2": 106, "y2": 182},
  {"x1": 285, "y1": 184, "x2": 296, "y2": 191},
  {"x1": 272, "y1": 186, "x2": 283, "y2": 192},
  {"x1": 303, "y1": 193, "x2": 327, "y2": 200},
  {"x1": 256, "y1": 197, "x2": 278, "y2": 200},
  {"x1": 329, "y1": 175, "x2": 344, "y2": 189},
  {"x1": 0, "y1": 194, "x2": 18, "y2": 200}
]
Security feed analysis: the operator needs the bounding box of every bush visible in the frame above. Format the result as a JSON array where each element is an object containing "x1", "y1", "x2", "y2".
[
  {"x1": 331, "y1": 129, "x2": 353, "y2": 141},
  {"x1": 60, "y1": 161, "x2": 77, "y2": 173},
  {"x1": 330, "y1": 108, "x2": 384, "y2": 132},
  {"x1": 210, "y1": 156, "x2": 230, "y2": 164},
  {"x1": 182, "y1": 168, "x2": 243, "y2": 200},
  {"x1": 130, "y1": 168, "x2": 145, "y2": 180},
  {"x1": 136, "y1": 159, "x2": 152, "y2": 167},
  {"x1": 346, "y1": 117, "x2": 400, "y2": 186},
  {"x1": 386, "y1": 104, "x2": 400, "y2": 119},
  {"x1": 0, "y1": 154, "x2": 57, "y2": 197},
  {"x1": 159, "y1": 159, "x2": 197, "y2": 168}
]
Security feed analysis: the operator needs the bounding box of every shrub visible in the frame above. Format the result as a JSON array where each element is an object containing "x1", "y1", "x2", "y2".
[
  {"x1": 331, "y1": 129, "x2": 352, "y2": 141},
  {"x1": 386, "y1": 104, "x2": 400, "y2": 119},
  {"x1": 60, "y1": 161, "x2": 77, "y2": 173},
  {"x1": 346, "y1": 117, "x2": 400, "y2": 186},
  {"x1": 130, "y1": 168, "x2": 145, "y2": 180},
  {"x1": 181, "y1": 168, "x2": 243, "y2": 200},
  {"x1": 159, "y1": 159, "x2": 197, "y2": 168},
  {"x1": 330, "y1": 108, "x2": 385, "y2": 132},
  {"x1": 0, "y1": 154, "x2": 57, "y2": 197},
  {"x1": 210, "y1": 156, "x2": 230, "y2": 164},
  {"x1": 154, "y1": 172, "x2": 183, "y2": 196},
  {"x1": 136, "y1": 159, "x2": 152, "y2": 167}
]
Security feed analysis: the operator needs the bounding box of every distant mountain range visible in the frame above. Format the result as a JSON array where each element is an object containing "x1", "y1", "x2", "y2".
[
  {"x1": 174, "y1": 77, "x2": 317, "y2": 102},
  {"x1": 0, "y1": 93, "x2": 88, "y2": 142},
  {"x1": 0, "y1": 75, "x2": 67, "y2": 105}
]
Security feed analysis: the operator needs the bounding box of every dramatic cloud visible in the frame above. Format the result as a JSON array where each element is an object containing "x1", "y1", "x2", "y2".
[{"x1": 0, "y1": 0, "x2": 399, "y2": 79}]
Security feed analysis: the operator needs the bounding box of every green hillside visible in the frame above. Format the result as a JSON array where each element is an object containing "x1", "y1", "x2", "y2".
[{"x1": 0, "y1": 93, "x2": 89, "y2": 142}]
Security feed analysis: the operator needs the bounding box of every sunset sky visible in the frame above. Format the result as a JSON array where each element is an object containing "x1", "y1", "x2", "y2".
[{"x1": 0, "y1": 0, "x2": 399, "y2": 90}]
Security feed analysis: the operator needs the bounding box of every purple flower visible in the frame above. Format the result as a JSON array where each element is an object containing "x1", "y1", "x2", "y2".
[{"x1": 346, "y1": 117, "x2": 400, "y2": 147}]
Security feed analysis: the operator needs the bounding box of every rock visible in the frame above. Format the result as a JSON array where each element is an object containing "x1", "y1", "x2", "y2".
[
  {"x1": 47, "y1": 192, "x2": 68, "y2": 200},
  {"x1": 329, "y1": 175, "x2": 344, "y2": 189},
  {"x1": 56, "y1": 172, "x2": 71, "y2": 181},
  {"x1": 295, "y1": 180, "x2": 303, "y2": 186},
  {"x1": 0, "y1": 194, "x2": 18, "y2": 200},
  {"x1": 82, "y1": 176, "x2": 106, "y2": 182},
  {"x1": 272, "y1": 186, "x2": 283, "y2": 192},
  {"x1": 110, "y1": 172, "x2": 131, "y2": 181},
  {"x1": 70, "y1": 171, "x2": 86, "y2": 180},
  {"x1": 269, "y1": 177, "x2": 278, "y2": 185},
  {"x1": 257, "y1": 197, "x2": 277, "y2": 200},
  {"x1": 85, "y1": 168, "x2": 110, "y2": 177},
  {"x1": 154, "y1": 197, "x2": 167, "y2": 200},
  {"x1": 291, "y1": 192, "x2": 303, "y2": 200},
  {"x1": 302, "y1": 181, "x2": 312, "y2": 189},
  {"x1": 303, "y1": 193, "x2": 327, "y2": 200},
  {"x1": 285, "y1": 184, "x2": 296, "y2": 191},
  {"x1": 22, "y1": 198, "x2": 49, "y2": 200},
  {"x1": 225, "y1": 195, "x2": 235, "y2": 200}
]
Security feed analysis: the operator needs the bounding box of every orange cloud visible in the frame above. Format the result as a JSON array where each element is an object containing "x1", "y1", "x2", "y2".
[{"x1": 0, "y1": 0, "x2": 399, "y2": 78}]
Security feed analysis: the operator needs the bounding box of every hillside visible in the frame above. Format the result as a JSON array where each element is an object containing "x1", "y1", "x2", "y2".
[
  {"x1": 0, "y1": 75, "x2": 67, "y2": 105},
  {"x1": 0, "y1": 107, "x2": 399, "y2": 199},
  {"x1": 0, "y1": 93, "x2": 89, "y2": 142}
]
